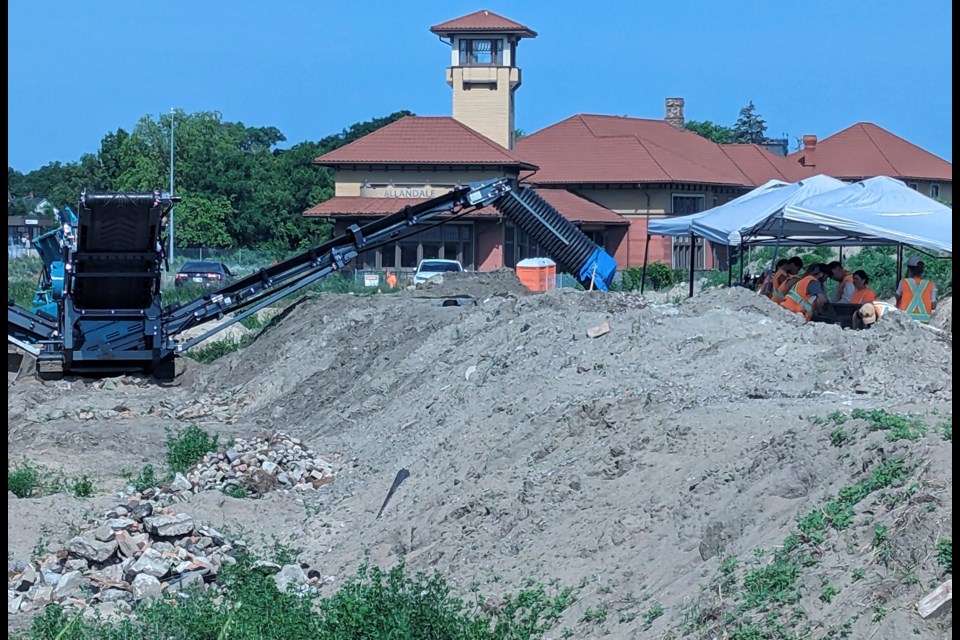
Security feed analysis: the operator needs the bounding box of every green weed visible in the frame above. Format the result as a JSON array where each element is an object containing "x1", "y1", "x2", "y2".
[
  {"x1": 642, "y1": 603, "x2": 664, "y2": 630},
  {"x1": 581, "y1": 606, "x2": 608, "y2": 624},
  {"x1": 132, "y1": 464, "x2": 158, "y2": 492},
  {"x1": 21, "y1": 559, "x2": 578, "y2": 640},
  {"x1": 740, "y1": 559, "x2": 801, "y2": 610},
  {"x1": 165, "y1": 425, "x2": 219, "y2": 474},
  {"x1": 826, "y1": 411, "x2": 848, "y2": 425},
  {"x1": 8, "y1": 461, "x2": 41, "y2": 498},
  {"x1": 819, "y1": 585, "x2": 840, "y2": 604},
  {"x1": 829, "y1": 427, "x2": 852, "y2": 447},
  {"x1": 850, "y1": 409, "x2": 926, "y2": 441},
  {"x1": 70, "y1": 475, "x2": 95, "y2": 498},
  {"x1": 223, "y1": 485, "x2": 248, "y2": 499},
  {"x1": 942, "y1": 419, "x2": 952, "y2": 441},
  {"x1": 937, "y1": 539, "x2": 952, "y2": 574}
]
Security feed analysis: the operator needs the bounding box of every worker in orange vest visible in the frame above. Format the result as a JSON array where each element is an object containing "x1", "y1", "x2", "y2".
[
  {"x1": 780, "y1": 263, "x2": 829, "y2": 321},
  {"x1": 826, "y1": 261, "x2": 856, "y2": 304},
  {"x1": 759, "y1": 259, "x2": 789, "y2": 298},
  {"x1": 895, "y1": 256, "x2": 937, "y2": 323},
  {"x1": 849, "y1": 270, "x2": 877, "y2": 305},
  {"x1": 385, "y1": 270, "x2": 398, "y2": 289},
  {"x1": 772, "y1": 256, "x2": 804, "y2": 304}
]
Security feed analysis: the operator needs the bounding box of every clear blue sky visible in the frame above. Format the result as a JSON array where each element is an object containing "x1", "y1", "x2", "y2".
[{"x1": 8, "y1": 0, "x2": 953, "y2": 172}]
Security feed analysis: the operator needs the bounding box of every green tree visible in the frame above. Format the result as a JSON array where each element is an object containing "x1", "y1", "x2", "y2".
[
  {"x1": 685, "y1": 120, "x2": 735, "y2": 144},
  {"x1": 173, "y1": 191, "x2": 234, "y2": 248},
  {"x1": 733, "y1": 101, "x2": 768, "y2": 144},
  {"x1": 514, "y1": 128, "x2": 526, "y2": 141}
]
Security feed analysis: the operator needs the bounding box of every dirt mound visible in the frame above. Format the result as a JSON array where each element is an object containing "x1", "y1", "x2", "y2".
[
  {"x1": 411, "y1": 267, "x2": 531, "y2": 298},
  {"x1": 931, "y1": 296, "x2": 952, "y2": 333},
  {"x1": 8, "y1": 281, "x2": 953, "y2": 638}
]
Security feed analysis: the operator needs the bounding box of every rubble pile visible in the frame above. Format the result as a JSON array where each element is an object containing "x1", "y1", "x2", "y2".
[
  {"x1": 7, "y1": 503, "x2": 320, "y2": 617},
  {"x1": 154, "y1": 433, "x2": 337, "y2": 499},
  {"x1": 180, "y1": 432, "x2": 336, "y2": 497}
]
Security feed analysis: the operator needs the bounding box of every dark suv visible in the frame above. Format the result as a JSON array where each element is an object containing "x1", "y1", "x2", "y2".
[{"x1": 174, "y1": 261, "x2": 234, "y2": 288}]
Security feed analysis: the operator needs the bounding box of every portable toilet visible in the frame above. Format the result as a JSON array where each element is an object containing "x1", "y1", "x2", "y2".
[{"x1": 516, "y1": 257, "x2": 557, "y2": 292}]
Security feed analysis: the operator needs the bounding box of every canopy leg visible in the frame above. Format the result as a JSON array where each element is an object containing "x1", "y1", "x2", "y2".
[
  {"x1": 640, "y1": 234, "x2": 651, "y2": 293},
  {"x1": 896, "y1": 244, "x2": 903, "y2": 280},
  {"x1": 739, "y1": 242, "x2": 745, "y2": 282},
  {"x1": 688, "y1": 233, "x2": 696, "y2": 298}
]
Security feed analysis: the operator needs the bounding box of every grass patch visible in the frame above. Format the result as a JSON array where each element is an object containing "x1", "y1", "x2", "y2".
[
  {"x1": 166, "y1": 425, "x2": 219, "y2": 474},
  {"x1": 829, "y1": 427, "x2": 852, "y2": 447},
  {"x1": 850, "y1": 408, "x2": 927, "y2": 441},
  {"x1": 128, "y1": 464, "x2": 159, "y2": 492},
  {"x1": 223, "y1": 485, "x2": 248, "y2": 499},
  {"x1": 642, "y1": 603, "x2": 664, "y2": 630},
  {"x1": 8, "y1": 461, "x2": 41, "y2": 498},
  {"x1": 942, "y1": 419, "x2": 952, "y2": 441},
  {"x1": 740, "y1": 559, "x2": 802, "y2": 610},
  {"x1": 937, "y1": 539, "x2": 952, "y2": 574},
  {"x1": 19, "y1": 559, "x2": 579, "y2": 640},
  {"x1": 8, "y1": 461, "x2": 95, "y2": 498}
]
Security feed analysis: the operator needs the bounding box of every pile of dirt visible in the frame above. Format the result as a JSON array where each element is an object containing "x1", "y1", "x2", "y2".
[
  {"x1": 411, "y1": 267, "x2": 531, "y2": 298},
  {"x1": 7, "y1": 282, "x2": 952, "y2": 638},
  {"x1": 931, "y1": 295, "x2": 952, "y2": 334}
]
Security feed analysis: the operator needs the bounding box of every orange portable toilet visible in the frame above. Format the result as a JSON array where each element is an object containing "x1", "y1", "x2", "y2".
[{"x1": 516, "y1": 258, "x2": 557, "y2": 292}]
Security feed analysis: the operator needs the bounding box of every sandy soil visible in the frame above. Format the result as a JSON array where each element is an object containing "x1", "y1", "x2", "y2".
[{"x1": 8, "y1": 277, "x2": 953, "y2": 638}]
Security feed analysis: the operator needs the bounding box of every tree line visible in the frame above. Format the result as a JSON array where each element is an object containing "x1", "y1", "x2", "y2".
[
  {"x1": 685, "y1": 101, "x2": 777, "y2": 145},
  {"x1": 7, "y1": 110, "x2": 413, "y2": 251}
]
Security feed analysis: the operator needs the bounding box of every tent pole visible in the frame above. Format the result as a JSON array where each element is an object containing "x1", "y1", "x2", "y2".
[
  {"x1": 727, "y1": 248, "x2": 733, "y2": 287},
  {"x1": 640, "y1": 234, "x2": 651, "y2": 294},
  {"x1": 739, "y1": 242, "x2": 745, "y2": 282},
  {"x1": 896, "y1": 244, "x2": 903, "y2": 280},
  {"x1": 839, "y1": 246, "x2": 843, "y2": 267},
  {"x1": 688, "y1": 233, "x2": 696, "y2": 298}
]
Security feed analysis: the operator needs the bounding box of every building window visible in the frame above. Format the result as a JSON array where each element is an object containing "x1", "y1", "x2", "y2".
[
  {"x1": 355, "y1": 223, "x2": 474, "y2": 271},
  {"x1": 907, "y1": 182, "x2": 919, "y2": 191},
  {"x1": 504, "y1": 223, "x2": 542, "y2": 268},
  {"x1": 670, "y1": 195, "x2": 706, "y2": 270},
  {"x1": 459, "y1": 39, "x2": 501, "y2": 66},
  {"x1": 930, "y1": 183, "x2": 941, "y2": 198},
  {"x1": 671, "y1": 194, "x2": 705, "y2": 215}
]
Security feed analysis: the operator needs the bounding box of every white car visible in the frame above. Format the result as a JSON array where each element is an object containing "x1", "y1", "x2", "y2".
[{"x1": 413, "y1": 259, "x2": 463, "y2": 285}]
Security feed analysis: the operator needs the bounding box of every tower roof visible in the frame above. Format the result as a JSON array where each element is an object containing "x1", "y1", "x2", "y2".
[{"x1": 430, "y1": 9, "x2": 537, "y2": 38}]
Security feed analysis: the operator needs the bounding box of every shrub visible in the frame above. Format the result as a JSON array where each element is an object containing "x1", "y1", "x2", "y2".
[{"x1": 165, "y1": 426, "x2": 219, "y2": 474}]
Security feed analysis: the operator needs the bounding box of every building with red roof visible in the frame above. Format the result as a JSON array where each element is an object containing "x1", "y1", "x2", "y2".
[{"x1": 306, "y1": 10, "x2": 952, "y2": 274}]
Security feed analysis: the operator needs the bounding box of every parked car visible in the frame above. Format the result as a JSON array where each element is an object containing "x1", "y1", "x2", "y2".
[
  {"x1": 174, "y1": 261, "x2": 234, "y2": 288},
  {"x1": 413, "y1": 259, "x2": 463, "y2": 285}
]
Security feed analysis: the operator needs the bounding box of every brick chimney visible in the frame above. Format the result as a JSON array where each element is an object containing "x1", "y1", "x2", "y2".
[
  {"x1": 801, "y1": 135, "x2": 817, "y2": 167},
  {"x1": 665, "y1": 98, "x2": 685, "y2": 130}
]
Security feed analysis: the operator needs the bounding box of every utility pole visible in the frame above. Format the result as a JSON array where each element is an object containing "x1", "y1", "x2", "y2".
[{"x1": 169, "y1": 108, "x2": 175, "y2": 264}]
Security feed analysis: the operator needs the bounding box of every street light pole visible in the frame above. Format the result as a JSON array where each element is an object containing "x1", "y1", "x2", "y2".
[{"x1": 169, "y1": 108, "x2": 175, "y2": 264}]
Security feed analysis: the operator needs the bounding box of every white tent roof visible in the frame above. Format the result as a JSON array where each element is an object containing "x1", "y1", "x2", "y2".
[
  {"x1": 782, "y1": 176, "x2": 952, "y2": 254},
  {"x1": 690, "y1": 174, "x2": 846, "y2": 245},
  {"x1": 646, "y1": 179, "x2": 788, "y2": 237}
]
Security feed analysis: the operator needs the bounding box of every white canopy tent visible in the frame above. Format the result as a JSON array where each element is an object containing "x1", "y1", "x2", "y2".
[
  {"x1": 781, "y1": 176, "x2": 952, "y2": 254},
  {"x1": 640, "y1": 174, "x2": 952, "y2": 296},
  {"x1": 646, "y1": 178, "x2": 789, "y2": 238}
]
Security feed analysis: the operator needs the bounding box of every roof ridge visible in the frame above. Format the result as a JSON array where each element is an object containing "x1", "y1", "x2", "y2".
[
  {"x1": 857, "y1": 123, "x2": 900, "y2": 176},
  {"x1": 717, "y1": 144, "x2": 766, "y2": 184},
  {"x1": 445, "y1": 117, "x2": 524, "y2": 161}
]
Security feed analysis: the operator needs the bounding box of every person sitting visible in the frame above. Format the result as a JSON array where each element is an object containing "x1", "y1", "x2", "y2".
[
  {"x1": 759, "y1": 259, "x2": 789, "y2": 298},
  {"x1": 895, "y1": 256, "x2": 937, "y2": 323},
  {"x1": 826, "y1": 261, "x2": 855, "y2": 304},
  {"x1": 852, "y1": 301, "x2": 894, "y2": 329},
  {"x1": 849, "y1": 270, "x2": 877, "y2": 305},
  {"x1": 772, "y1": 256, "x2": 804, "y2": 304},
  {"x1": 780, "y1": 263, "x2": 829, "y2": 322}
]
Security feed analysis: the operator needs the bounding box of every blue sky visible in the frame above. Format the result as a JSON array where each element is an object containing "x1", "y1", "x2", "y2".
[{"x1": 8, "y1": 0, "x2": 953, "y2": 172}]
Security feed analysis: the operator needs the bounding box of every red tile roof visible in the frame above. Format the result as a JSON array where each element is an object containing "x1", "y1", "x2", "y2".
[
  {"x1": 530, "y1": 189, "x2": 627, "y2": 225},
  {"x1": 304, "y1": 196, "x2": 501, "y2": 218},
  {"x1": 788, "y1": 122, "x2": 952, "y2": 181},
  {"x1": 430, "y1": 10, "x2": 537, "y2": 37},
  {"x1": 516, "y1": 115, "x2": 788, "y2": 187},
  {"x1": 313, "y1": 117, "x2": 537, "y2": 169},
  {"x1": 718, "y1": 144, "x2": 810, "y2": 184}
]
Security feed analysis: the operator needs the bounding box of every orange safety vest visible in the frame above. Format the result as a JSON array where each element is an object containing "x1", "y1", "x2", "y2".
[
  {"x1": 774, "y1": 275, "x2": 799, "y2": 303},
  {"x1": 836, "y1": 273, "x2": 854, "y2": 301},
  {"x1": 768, "y1": 269, "x2": 789, "y2": 300},
  {"x1": 386, "y1": 273, "x2": 398, "y2": 288},
  {"x1": 897, "y1": 277, "x2": 934, "y2": 323},
  {"x1": 850, "y1": 287, "x2": 876, "y2": 305},
  {"x1": 780, "y1": 275, "x2": 818, "y2": 321}
]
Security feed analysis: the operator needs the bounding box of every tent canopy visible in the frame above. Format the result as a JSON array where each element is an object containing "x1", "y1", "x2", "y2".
[
  {"x1": 646, "y1": 179, "x2": 788, "y2": 238},
  {"x1": 646, "y1": 175, "x2": 952, "y2": 253},
  {"x1": 781, "y1": 176, "x2": 952, "y2": 254}
]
